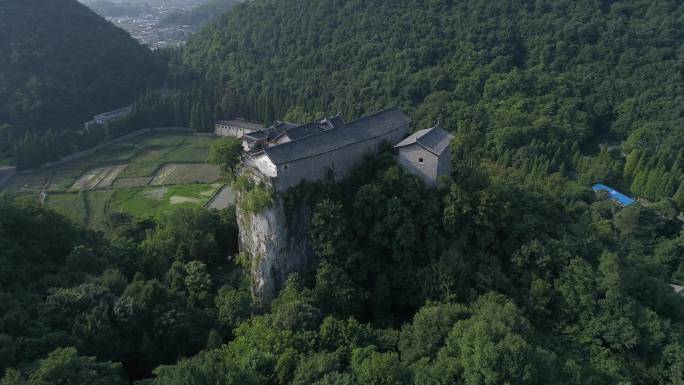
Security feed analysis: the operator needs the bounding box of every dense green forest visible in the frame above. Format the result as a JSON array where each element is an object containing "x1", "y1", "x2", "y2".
[
  {"x1": 2, "y1": 148, "x2": 684, "y2": 384},
  {"x1": 3, "y1": 0, "x2": 684, "y2": 383},
  {"x1": 0, "y1": 0, "x2": 165, "y2": 167},
  {"x1": 177, "y1": 0, "x2": 684, "y2": 206}
]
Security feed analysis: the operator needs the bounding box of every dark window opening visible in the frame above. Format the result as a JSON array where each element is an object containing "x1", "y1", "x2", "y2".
[
  {"x1": 418, "y1": 157, "x2": 424, "y2": 164},
  {"x1": 284, "y1": 164, "x2": 289, "y2": 170}
]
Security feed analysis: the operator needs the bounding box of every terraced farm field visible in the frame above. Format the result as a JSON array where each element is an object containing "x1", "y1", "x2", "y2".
[
  {"x1": 109, "y1": 183, "x2": 223, "y2": 219},
  {"x1": 3, "y1": 131, "x2": 236, "y2": 232},
  {"x1": 71, "y1": 165, "x2": 127, "y2": 190},
  {"x1": 150, "y1": 164, "x2": 221, "y2": 185}
]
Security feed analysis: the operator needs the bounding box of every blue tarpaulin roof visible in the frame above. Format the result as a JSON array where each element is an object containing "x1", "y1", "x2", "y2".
[{"x1": 592, "y1": 184, "x2": 636, "y2": 206}]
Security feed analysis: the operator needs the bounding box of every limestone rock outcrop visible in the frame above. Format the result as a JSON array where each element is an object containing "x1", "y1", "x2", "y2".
[{"x1": 236, "y1": 195, "x2": 316, "y2": 305}]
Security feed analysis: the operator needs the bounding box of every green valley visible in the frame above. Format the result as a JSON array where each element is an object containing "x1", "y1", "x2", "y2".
[{"x1": 2, "y1": 131, "x2": 230, "y2": 231}]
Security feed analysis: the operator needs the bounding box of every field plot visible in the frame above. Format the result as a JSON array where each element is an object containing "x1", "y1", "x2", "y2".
[
  {"x1": 150, "y1": 164, "x2": 220, "y2": 185},
  {"x1": 143, "y1": 134, "x2": 189, "y2": 148},
  {"x1": 85, "y1": 189, "x2": 117, "y2": 230},
  {"x1": 97, "y1": 165, "x2": 127, "y2": 188},
  {"x1": 109, "y1": 183, "x2": 222, "y2": 219},
  {"x1": 71, "y1": 165, "x2": 127, "y2": 190},
  {"x1": 1, "y1": 131, "x2": 224, "y2": 232},
  {"x1": 45, "y1": 193, "x2": 87, "y2": 224},
  {"x1": 118, "y1": 147, "x2": 172, "y2": 178},
  {"x1": 47, "y1": 168, "x2": 85, "y2": 191},
  {"x1": 86, "y1": 143, "x2": 140, "y2": 164},
  {"x1": 160, "y1": 136, "x2": 214, "y2": 163},
  {"x1": 112, "y1": 177, "x2": 151, "y2": 188},
  {"x1": 4, "y1": 172, "x2": 51, "y2": 194}
]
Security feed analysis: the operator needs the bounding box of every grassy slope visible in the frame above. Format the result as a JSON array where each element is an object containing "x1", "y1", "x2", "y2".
[
  {"x1": 45, "y1": 192, "x2": 87, "y2": 223},
  {"x1": 109, "y1": 183, "x2": 221, "y2": 219}
]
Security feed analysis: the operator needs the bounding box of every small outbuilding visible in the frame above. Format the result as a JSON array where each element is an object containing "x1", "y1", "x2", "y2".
[
  {"x1": 243, "y1": 108, "x2": 411, "y2": 191},
  {"x1": 395, "y1": 126, "x2": 454, "y2": 185},
  {"x1": 84, "y1": 106, "x2": 132, "y2": 129},
  {"x1": 592, "y1": 184, "x2": 636, "y2": 206}
]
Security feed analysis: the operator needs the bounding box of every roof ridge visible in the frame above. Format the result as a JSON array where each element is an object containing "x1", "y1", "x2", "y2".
[{"x1": 263, "y1": 107, "x2": 410, "y2": 164}]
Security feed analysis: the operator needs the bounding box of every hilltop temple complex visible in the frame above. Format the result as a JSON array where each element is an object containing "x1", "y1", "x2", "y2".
[{"x1": 221, "y1": 107, "x2": 453, "y2": 191}]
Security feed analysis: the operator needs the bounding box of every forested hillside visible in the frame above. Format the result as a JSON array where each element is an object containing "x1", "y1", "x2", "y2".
[
  {"x1": 0, "y1": 0, "x2": 165, "y2": 167},
  {"x1": 3, "y1": 0, "x2": 684, "y2": 384},
  {"x1": 3, "y1": 149, "x2": 684, "y2": 384},
  {"x1": 178, "y1": 0, "x2": 684, "y2": 206}
]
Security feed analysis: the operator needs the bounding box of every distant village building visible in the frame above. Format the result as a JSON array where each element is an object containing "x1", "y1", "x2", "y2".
[
  {"x1": 243, "y1": 108, "x2": 411, "y2": 191},
  {"x1": 214, "y1": 118, "x2": 264, "y2": 138},
  {"x1": 592, "y1": 184, "x2": 636, "y2": 206},
  {"x1": 395, "y1": 126, "x2": 454, "y2": 185},
  {"x1": 84, "y1": 107, "x2": 132, "y2": 129}
]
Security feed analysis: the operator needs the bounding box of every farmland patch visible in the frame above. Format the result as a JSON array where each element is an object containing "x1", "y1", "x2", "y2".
[
  {"x1": 112, "y1": 177, "x2": 151, "y2": 188},
  {"x1": 109, "y1": 183, "x2": 221, "y2": 220},
  {"x1": 71, "y1": 165, "x2": 126, "y2": 191},
  {"x1": 150, "y1": 163, "x2": 221, "y2": 185}
]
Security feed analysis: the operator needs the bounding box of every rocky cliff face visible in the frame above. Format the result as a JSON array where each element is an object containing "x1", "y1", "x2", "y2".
[{"x1": 236, "y1": 194, "x2": 316, "y2": 305}]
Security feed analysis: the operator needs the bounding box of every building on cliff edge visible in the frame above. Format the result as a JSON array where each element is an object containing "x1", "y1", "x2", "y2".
[
  {"x1": 235, "y1": 108, "x2": 456, "y2": 302},
  {"x1": 395, "y1": 125, "x2": 454, "y2": 185},
  {"x1": 242, "y1": 107, "x2": 411, "y2": 191}
]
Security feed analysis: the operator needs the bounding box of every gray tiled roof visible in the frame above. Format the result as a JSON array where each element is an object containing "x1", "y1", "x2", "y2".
[
  {"x1": 242, "y1": 130, "x2": 268, "y2": 143},
  {"x1": 273, "y1": 116, "x2": 346, "y2": 141},
  {"x1": 264, "y1": 107, "x2": 410, "y2": 164},
  {"x1": 243, "y1": 121, "x2": 298, "y2": 142},
  {"x1": 395, "y1": 126, "x2": 454, "y2": 155}
]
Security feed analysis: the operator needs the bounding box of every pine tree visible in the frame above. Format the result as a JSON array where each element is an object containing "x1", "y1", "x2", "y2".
[
  {"x1": 656, "y1": 171, "x2": 674, "y2": 200},
  {"x1": 189, "y1": 105, "x2": 200, "y2": 132},
  {"x1": 632, "y1": 170, "x2": 648, "y2": 197},
  {"x1": 634, "y1": 151, "x2": 649, "y2": 177},
  {"x1": 623, "y1": 149, "x2": 641, "y2": 179},
  {"x1": 643, "y1": 165, "x2": 671, "y2": 200},
  {"x1": 673, "y1": 181, "x2": 684, "y2": 209},
  {"x1": 644, "y1": 169, "x2": 659, "y2": 200}
]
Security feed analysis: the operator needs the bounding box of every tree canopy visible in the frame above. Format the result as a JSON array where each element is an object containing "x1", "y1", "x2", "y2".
[
  {"x1": 3, "y1": 0, "x2": 684, "y2": 384},
  {"x1": 0, "y1": 0, "x2": 165, "y2": 166},
  {"x1": 177, "y1": 0, "x2": 684, "y2": 208}
]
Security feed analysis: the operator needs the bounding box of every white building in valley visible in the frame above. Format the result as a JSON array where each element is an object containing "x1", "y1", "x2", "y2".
[{"x1": 214, "y1": 118, "x2": 265, "y2": 138}]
